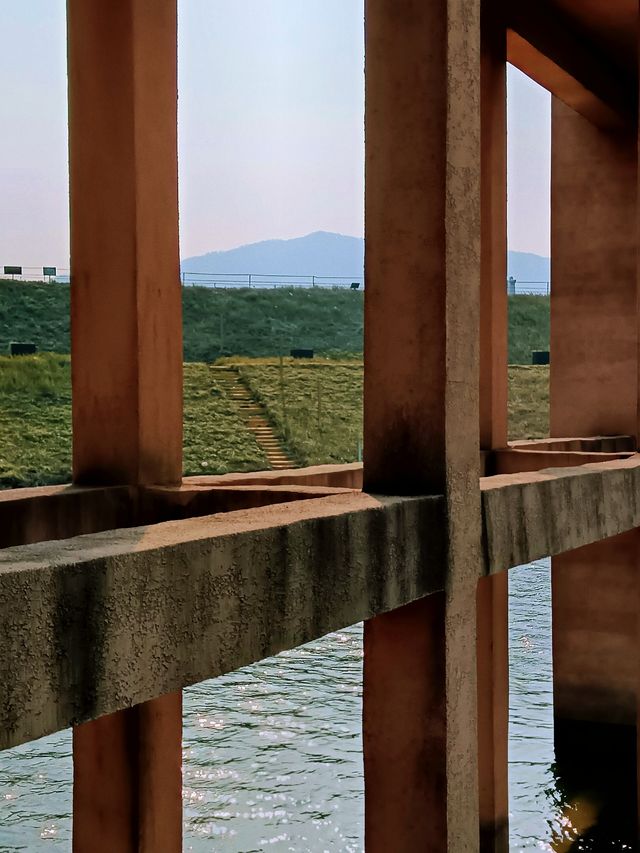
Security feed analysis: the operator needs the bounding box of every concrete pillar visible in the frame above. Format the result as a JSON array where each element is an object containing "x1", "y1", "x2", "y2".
[
  {"x1": 477, "y1": 5, "x2": 509, "y2": 850},
  {"x1": 68, "y1": 0, "x2": 183, "y2": 487},
  {"x1": 67, "y1": 1, "x2": 183, "y2": 850},
  {"x1": 363, "y1": 0, "x2": 481, "y2": 848},
  {"x1": 550, "y1": 99, "x2": 637, "y2": 441},
  {"x1": 550, "y1": 98, "x2": 638, "y2": 823},
  {"x1": 73, "y1": 695, "x2": 182, "y2": 853}
]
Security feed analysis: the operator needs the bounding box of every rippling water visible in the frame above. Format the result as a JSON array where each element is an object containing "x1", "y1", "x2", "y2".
[{"x1": 0, "y1": 558, "x2": 630, "y2": 851}]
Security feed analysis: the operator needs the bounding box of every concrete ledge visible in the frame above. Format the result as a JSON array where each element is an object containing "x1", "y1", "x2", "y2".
[
  {"x1": 490, "y1": 449, "x2": 632, "y2": 475},
  {"x1": 509, "y1": 436, "x2": 634, "y2": 453},
  {"x1": 481, "y1": 456, "x2": 640, "y2": 572},
  {"x1": 183, "y1": 462, "x2": 364, "y2": 489},
  {"x1": 0, "y1": 491, "x2": 443, "y2": 750}
]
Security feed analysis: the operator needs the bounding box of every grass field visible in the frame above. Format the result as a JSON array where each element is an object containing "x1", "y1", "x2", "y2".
[
  {"x1": 0, "y1": 354, "x2": 548, "y2": 488},
  {"x1": 0, "y1": 280, "x2": 548, "y2": 364}
]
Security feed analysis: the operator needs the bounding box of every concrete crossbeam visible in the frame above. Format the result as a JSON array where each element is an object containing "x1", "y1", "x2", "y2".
[
  {"x1": 481, "y1": 457, "x2": 640, "y2": 572},
  {"x1": 506, "y1": 1, "x2": 636, "y2": 128},
  {"x1": 0, "y1": 492, "x2": 443, "y2": 751}
]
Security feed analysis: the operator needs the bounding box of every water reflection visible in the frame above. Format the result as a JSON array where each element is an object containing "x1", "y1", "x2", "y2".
[{"x1": 0, "y1": 558, "x2": 636, "y2": 850}]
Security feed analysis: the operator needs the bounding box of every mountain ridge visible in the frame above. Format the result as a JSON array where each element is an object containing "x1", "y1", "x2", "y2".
[{"x1": 182, "y1": 231, "x2": 550, "y2": 284}]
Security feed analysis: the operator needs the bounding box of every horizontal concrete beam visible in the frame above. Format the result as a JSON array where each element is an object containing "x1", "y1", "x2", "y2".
[
  {"x1": 482, "y1": 456, "x2": 640, "y2": 572},
  {"x1": 509, "y1": 436, "x2": 635, "y2": 453},
  {"x1": 183, "y1": 462, "x2": 364, "y2": 489},
  {"x1": 0, "y1": 491, "x2": 444, "y2": 750},
  {"x1": 506, "y1": 1, "x2": 636, "y2": 128},
  {"x1": 490, "y1": 449, "x2": 632, "y2": 476},
  {"x1": 0, "y1": 479, "x2": 358, "y2": 549}
]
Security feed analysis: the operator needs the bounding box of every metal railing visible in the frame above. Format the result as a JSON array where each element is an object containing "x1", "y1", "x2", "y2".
[
  {"x1": 507, "y1": 279, "x2": 550, "y2": 296},
  {"x1": 180, "y1": 271, "x2": 364, "y2": 289},
  {"x1": 0, "y1": 267, "x2": 550, "y2": 295}
]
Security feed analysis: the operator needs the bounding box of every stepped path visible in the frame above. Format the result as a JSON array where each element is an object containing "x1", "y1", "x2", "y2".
[{"x1": 213, "y1": 367, "x2": 295, "y2": 471}]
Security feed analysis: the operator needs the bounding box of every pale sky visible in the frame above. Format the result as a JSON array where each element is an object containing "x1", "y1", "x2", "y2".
[{"x1": 0, "y1": 2, "x2": 550, "y2": 268}]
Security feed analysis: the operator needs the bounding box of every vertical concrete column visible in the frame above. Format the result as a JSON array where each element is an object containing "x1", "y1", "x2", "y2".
[
  {"x1": 550, "y1": 98, "x2": 638, "y2": 803},
  {"x1": 363, "y1": 0, "x2": 481, "y2": 849},
  {"x1": 67, "y1": 2, "x2": 183, "y2": 850},
  {"x1": 477, "y1": 6, "x2": 509, "y2": 851},
  {"x1": 68, "y1": 0, "x2": 183, "y2": 487},
  {"x1": 550, "y1": 99, "x2": 637, "y2": 441}
]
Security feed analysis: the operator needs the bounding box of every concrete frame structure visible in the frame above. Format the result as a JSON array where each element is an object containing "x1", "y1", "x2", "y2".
[{"x1": 1, "y1": 0, "x2": 639, "y2": 850}]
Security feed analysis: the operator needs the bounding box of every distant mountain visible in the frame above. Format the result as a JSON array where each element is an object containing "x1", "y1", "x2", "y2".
[
  {"x1": 182, "y1": 231, "x2": 364, "y2": 280},
  {"x1": 507, "y1": 250, "x2": 550, "y2": 284},
  {"x1": 182, "y1": 232, "x2": 550, "y2": 286}
]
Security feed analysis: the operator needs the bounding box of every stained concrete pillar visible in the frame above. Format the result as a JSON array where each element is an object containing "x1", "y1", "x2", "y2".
[
  {"x1": 363, "y1": 0, "x2": 481, "y2": 848},
  {"x1": 550, "y1": 98, "x2": 638, "y2": 818},
  {"x1": 477, "y1": 5, "x2": 509, "y2": 851},
  {"x1": 67, "y1": 1, "x2": 183, "y2": 850},
  {"x1": 68, "y1": 0, "x2": 183, "y2": 487}
]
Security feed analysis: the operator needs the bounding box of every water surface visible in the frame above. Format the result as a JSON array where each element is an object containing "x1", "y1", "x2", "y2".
[{"x1": 0, "y1": 558, "x2": 630, "y2": 851}]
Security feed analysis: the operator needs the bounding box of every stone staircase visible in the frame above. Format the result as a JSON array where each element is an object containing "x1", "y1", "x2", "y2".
[{"x1": 213, "y1": 367, "x2": 295, "y2": 470}]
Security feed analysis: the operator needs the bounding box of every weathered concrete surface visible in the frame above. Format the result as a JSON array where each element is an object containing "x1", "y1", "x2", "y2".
[
  {"x1": 481, "y1": 457, "x2": 640, "y2": 572},
  {"x1": 0, "y1": 492, "x2": 443, "y2": 751},
  {"x1": 363, "y1": 0, "x2": 481, "y2": 848}
]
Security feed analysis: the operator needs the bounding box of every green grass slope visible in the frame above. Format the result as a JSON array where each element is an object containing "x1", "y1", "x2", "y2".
[
  {"x1": 508, "y1": 295, "x2": 550, "y2": 364},
  {"x1": 0, "y1": 355, "x2": 267, "y2": 488},
  {"x1": 0, "y1": 354, "x2": 548, "y2": 488},
  {"x1": 0, "y1": 280, "x2": 548, "y2": 363}
]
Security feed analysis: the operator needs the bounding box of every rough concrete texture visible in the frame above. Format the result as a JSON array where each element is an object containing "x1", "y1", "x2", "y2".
[
  {"x1": 481, "y1": 456, "x2": 640, "y2": 572},
  {"x1": 363, "y1": 0, "x2": 481, "y2": 848},
  {"x1": 0, "y1": 491, "x2": 443, "y2": 751}
]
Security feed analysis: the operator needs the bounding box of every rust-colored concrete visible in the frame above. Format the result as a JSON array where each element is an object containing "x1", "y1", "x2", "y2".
[
  {"x1": 67, "y1": 1, "x2": 183, "y2": 849},
  {"x1": 550, "y1": 98, "x2": 639, "y2": 762},
  {"x1": 67, "y1": 0, "x2": 182, "y2": 486},
  {"x1": 506, "y1": 11, "x2": 633, "y2": 129},
  {"x1": 480, "y1": 0, "x2": 508, "y2": 452},
  {"x1": 553, "y1": 534, "x2": 639, "y2": 726},
  {"x1": 491, "y1": 448, "x2": 632, "y2": 475},
  {"x1": 510, "y1": 435, "x2": 635, "y2": 452},
  {"x1": 364, "y1": 595, "x2": 447, "y2": 851},
  {"x1": 477, "y1": 573, "x2": 509, "y2": 853},
  {"x1": 363, "y1": 0, "x2": 481, "y2": 848},
  {"x1": 183, "y1": 461, "x2": 363, "y2": 489},
  {"x1": 550, "y1": 100, "x2": 638, "y2": 439},
  {"x1": 73, "y1": 693, "x2": 182, "y2": 853},
  {"x1": 477, "y1": 9, "x2": 509, "y2": 846}
]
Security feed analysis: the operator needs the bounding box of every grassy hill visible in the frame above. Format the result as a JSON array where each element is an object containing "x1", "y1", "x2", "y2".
[
  {"x1": 0, "y1": 353, "x2": 548, "y2": 488},
  {"x1": 0, "y1": 280, "x2": 548, "y2": 363}
]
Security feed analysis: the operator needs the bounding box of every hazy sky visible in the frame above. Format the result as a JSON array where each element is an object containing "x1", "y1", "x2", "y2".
[{"x1": 0, "y1": 2, "x2": 550, "y2": 268}]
